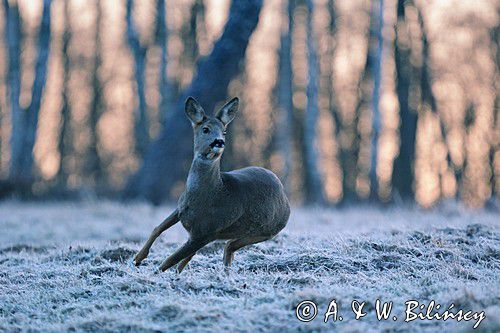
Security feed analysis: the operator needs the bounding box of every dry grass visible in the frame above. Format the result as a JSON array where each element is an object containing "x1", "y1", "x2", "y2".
[{"x1": 0, "y1": 201, "x2": 498, "y2": 332}]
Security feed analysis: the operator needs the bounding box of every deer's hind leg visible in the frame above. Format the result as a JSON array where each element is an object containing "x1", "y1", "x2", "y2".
[
  {"x1": 177, "y1": 254, "x2": 195, "y2": 273},
  {"x1": 223, "y1": 236, "x2": 271, "y2": 268}
]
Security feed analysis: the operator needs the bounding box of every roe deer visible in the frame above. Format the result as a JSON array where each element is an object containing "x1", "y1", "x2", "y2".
[{"x1": 134, "y1": 97, "x2": 290, "y2": 272}]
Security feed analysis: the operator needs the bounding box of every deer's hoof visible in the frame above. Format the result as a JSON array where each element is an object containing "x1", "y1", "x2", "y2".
[{"x1": 133, "y1": 252, "x2": 148, "y2": 266}]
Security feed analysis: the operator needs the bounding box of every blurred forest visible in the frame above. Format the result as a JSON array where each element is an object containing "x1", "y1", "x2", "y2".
[{"x1": 0, "y1": 0, "x2": 498, "y2": 208}]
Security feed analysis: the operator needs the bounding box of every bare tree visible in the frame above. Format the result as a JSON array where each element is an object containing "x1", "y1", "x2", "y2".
[
  {"x1": 57, "y1": 0, "x2": 73, "y2": 187},
  {"x1": 276, "y1": 0, "x2": 295, "y2": 194},
  {"x1": 343, "y1": 3, "x2": 376, "y2": 202},
  {"x1": 6, "y1": 0, "x2": 52, "y2": 195},
  {"x1": 392, "y1": 0, "x2": 418, "y2": 201},
  {"x1": 489, "y1": 25, "x2": 499, "y2": 199},
  {"x1": 155, "y1": 0, "x2": 170, "y2": 130},
  {"x1": 181, "y1": 0, "x2": 203, "y2": 67},
  {"x1": 341, "y1": 12, "x2": 376, "y2": 202},
  {"x1": 87, "y1": 0, "x2": 104, "y2": 185},
  {"x1": 419, "y1": 10, "x2": 438, "y2": 141},
  {"x1": 303, "y1": 0, "x2": 326, "y2": 204},
  {"x1": 0, "y1": 97, "x2": 2, "y2": 173},
  {"x1": 325, "y1": 0, "x2": 355, "y2": 205},
  {"x1": 3, "y1": 0, "x2": 22, "y2": 184},
  {"x1": 368, "y1": 0, "x2": 384, "y2": 200},
  {"x1": 21, "y1": 0, "x2": 52, "y2": 184},
  {"x1": 124, "y1": 0, "x2": 263, "y2": 204},
  {"x1": 417, "y1": 8, "x2": 457, "y2": 198},
  {"x1": 126, "y1": 0, "x2": 149, "y2": 158}
]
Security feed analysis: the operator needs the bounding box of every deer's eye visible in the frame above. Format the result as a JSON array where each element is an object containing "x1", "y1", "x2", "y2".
[
  {"x1": 223, "y1": 131, "x2": 227, "y2": 136},
  {"x1": 202, "y1": 127, "x2": 210, "y2": 134}
]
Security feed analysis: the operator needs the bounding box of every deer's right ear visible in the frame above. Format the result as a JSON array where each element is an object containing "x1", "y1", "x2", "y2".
[
  {"x1": 185, "y1": 97, "x2": 206, "y2": 125},
  {"x1": 216, "y1": 97, "x2": 239, "y2": 126}
]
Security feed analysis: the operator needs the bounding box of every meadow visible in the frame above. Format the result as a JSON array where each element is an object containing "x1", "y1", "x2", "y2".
[{"x1": 0, "y1": 201, "x2": 498, "y2": 332}]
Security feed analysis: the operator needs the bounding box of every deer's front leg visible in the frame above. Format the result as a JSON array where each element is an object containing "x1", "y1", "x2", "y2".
[
  {"x1": 134, "y1": 209, "x2": 179, "y2": 266},
  {"x1": 158, "y1": 238, "x2": 210, "y2": 272}
]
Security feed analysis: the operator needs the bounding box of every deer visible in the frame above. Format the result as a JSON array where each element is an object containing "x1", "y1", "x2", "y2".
[{"x1": 133, "y1": 97, "x2": 290, "y2": 273}]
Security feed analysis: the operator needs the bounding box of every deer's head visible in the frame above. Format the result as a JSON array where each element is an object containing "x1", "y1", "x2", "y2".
[{"x1": 185, "y1": 96, "x2": 239, "y2": 163}]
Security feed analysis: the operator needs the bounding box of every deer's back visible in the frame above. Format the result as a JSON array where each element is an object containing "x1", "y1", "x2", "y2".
[{"x1": 218, "y1": 167, "x2": 290, "y2": 239}]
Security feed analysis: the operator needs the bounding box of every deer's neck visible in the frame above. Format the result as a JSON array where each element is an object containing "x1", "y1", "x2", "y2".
[{"x1": 186, "y1": 157, "x2": 222, "y2": 195}]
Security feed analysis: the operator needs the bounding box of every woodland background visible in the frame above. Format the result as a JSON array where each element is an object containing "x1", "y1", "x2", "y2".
[
  {"x1": 0, "y1": 0, "x2": 498, "y2": 208},
  {"x1": 0, "y1": 2, "x2": 499, "y2": 331}
]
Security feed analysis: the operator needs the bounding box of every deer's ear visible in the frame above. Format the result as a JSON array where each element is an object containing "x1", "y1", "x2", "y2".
[
  {"x1": 216, "y1": 97, "x2": 239, "y2": 126},
  {"x1": 185, "y1": 97, "x2": 206, "y2": 125}
]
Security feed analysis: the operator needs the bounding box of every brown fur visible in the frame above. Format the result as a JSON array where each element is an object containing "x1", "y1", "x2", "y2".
[{"x1": 134, "y1": 97, "x2": 290, "y2": 272}]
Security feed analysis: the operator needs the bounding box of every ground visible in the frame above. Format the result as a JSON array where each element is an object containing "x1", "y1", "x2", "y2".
[{"x1": 0, "y1": 201, "x2": 498, "y2": 332}]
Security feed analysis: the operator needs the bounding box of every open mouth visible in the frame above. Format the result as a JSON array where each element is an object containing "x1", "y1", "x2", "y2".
[
  {"x1": 205, "y1": 147, "x2": 223, "y2": 160},
  {"x1": 203, "y1": 139, "x2": 225, "y2": 160}
]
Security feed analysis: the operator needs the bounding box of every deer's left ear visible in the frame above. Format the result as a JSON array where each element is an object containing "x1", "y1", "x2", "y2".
[{"x1": 216, "y1": 97, "x2": 239, "y2": 126}]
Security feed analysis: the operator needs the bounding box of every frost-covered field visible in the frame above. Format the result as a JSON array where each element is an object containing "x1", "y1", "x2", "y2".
[{"x1": 0, "y1": 201, "x2": 498, "y2": 332}]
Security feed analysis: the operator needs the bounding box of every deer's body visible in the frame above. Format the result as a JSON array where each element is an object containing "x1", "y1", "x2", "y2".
[
  {"x1": 180, "y1": 164, "x2": 289, "y2": 241},
  {"x1": 134, "y1": 97, "x2": 290, "y2": 272}
]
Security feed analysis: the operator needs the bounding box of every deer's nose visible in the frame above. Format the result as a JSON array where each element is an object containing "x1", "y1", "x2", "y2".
[{"x1": 210, "y1": 139, "x2": 225, "y2": 148}]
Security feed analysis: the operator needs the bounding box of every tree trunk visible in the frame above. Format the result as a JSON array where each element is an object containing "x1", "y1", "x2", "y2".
[
  {"x1": 3, "y1": 0, "x2": 23, "y2": 185},
  {"x1": 417, "y1": 8, "x2": 456, "y2": 198},
  {"x1": 391, "y1": 0, "x2": 418, "y2": 201},
  {"x1": 155, "y1": 0, "x2": 172, "y2": 130},
  {"x1": 419, "y1": 9, "x2": 437, "y2": 127},
  {"x1": 87, "y1": 0, "x2": 104, "y2": 185},
  {"x1": 350, "y1": 0, "x2": 380, "y2": 202},
  {"x1": 303, "y1": 0, "x2": 326, "y2": 204},
  {"x1": 326, "y1": 0, "x2": 353, "y2": 205},
  {"x1": 126, "y1": 0, "x2": 149, "y2": 158},
  {"x1": 368, "y1": 0, "x2": 384, "y2": 200},
  {"x1": 57, "y1": 0, "x2": 73, "y2": 187},
  {"x1": 276, "y1": 0, "x2": 295, "y2": 194},
  {"x1": 124, "y1": 0, "x2": 263, "y2": 204},
  {"x1": 0, "y1": 93, "x2": 2, "y2": 172},
  {"x1": 342, "y1": 3, "x2": 380, "y2": 203},
  {"x1": 182, "y1": 0, "x2": 202, "y2": 65},
  {"x1": 12, "y1": 0, "x2": 52, "y2": 195},
  {"x1": 489, "y1": 25, "x2": 499, "y2": 198}
]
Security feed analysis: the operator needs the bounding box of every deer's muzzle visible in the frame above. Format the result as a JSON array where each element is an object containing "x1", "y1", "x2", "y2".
[{"x1": 210, "y1": 139, "x2": 225, "y2": 148}]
